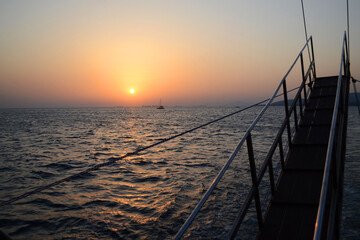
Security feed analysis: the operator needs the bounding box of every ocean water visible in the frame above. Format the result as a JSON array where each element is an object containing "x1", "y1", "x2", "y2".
[
  {"x1": 0, "y1": 106, "x2": 358, "y2": 239},
  {"x1": 341, "y1": 107, "x2": 360, "y2": 239}
]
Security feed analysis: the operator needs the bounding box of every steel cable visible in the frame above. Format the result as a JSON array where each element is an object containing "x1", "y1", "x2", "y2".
[{"x1": 0, "y1": 87, "x2": 300, "y2": 208}]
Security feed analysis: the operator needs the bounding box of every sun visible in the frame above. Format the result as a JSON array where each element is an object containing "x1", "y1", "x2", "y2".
[{"x1": 129, "y1": 89, "x2": 135, "y2": 94}]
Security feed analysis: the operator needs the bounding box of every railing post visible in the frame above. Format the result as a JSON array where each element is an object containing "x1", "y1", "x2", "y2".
[
  {"x1": 268, "y1": 158, "x2": 276, "y2": 195},
  {"x1": 293, "y1": 103, "x2": 299, "y2": 131},
  {"x1": 279, "y1": 138, "x2": 285, "y2": 170},
  {"x1": 308, "y1": 71, "x2": 313, "y2": 94},
  {"x1": 299, "y1": 93, "x2": 304, "y2": 118},
  {"x1": 343, "y1": 52, "x2": 347, "y2": 76},
  {"x1": 283, "y1": 80, "x2": 292, "y2": 148},
  {"x1": 344, "y1": 34, "x2": 349, "y2": 77},
  {"x1": 246, "y1": 133, "x2": 263, "y2": 229},
  {"x1": 311, "y1": 36, "x2": 317, "y2": 79},
  {"x1": 332, "y1": 140, "x2": 339, "y2": 190},
  {"x1": 300, "y1": 53, "x2": 308, "y2": 107}
]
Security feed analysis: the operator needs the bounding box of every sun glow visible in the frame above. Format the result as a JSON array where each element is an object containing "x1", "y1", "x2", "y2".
[{"x1": 129, "y1": 89, "x2": 135, "y2": 94}]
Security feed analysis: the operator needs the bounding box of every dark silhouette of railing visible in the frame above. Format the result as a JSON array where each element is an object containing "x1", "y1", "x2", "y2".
[{"x1": 175, "y1": 36, "x2": 317, "y2": 239}]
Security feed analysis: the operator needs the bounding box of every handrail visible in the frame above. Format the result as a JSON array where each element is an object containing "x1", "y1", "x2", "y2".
[
  {"x1": 313, "y1": 32, "x2": 349, "y2": 239},
  {"x1": 229, "y1": 49, "x2": 315, "y2": 239},
  {"x1": 175, "y1": 36, "x2": 315, "y2": 239}
]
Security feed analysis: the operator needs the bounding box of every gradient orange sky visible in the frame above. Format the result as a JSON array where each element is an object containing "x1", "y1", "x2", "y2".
[{"x1": 1, "y1": 1, "x2": 359, "y2": 107}]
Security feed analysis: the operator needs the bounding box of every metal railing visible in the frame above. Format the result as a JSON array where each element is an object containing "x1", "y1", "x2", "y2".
[
  {"x1": 175, "y1": 36, "x2": 316, "y2": 239},
  {"x1": 313, "y1": 32, "x2": 350, "y2": 240}
]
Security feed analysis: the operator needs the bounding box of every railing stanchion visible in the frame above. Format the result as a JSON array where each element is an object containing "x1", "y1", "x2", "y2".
[
  {"x1": 279, "y1": 138, "x2": 285, "y2": 170},
  {"x1": 283, "y1": 80, "x2": 292, "y2": 147},
  {"x1": 301, "y1": 53, "x2": 308, "y2": 107},
  {"x1": 246, "y1": 134, "x2": 263, "y2": 229},
  {"x1": 344, "y1": 34, "x2": 349, "y2": 76},
  {"x1": 268, "y1": 158, "x2": 276, "y2": 195},
  {"x1": 299, "y1": 93, "x2": 304, "y2": 118},
  {"x1": 311, "y1": 36, "x2": 317, "y2": 79},
  {"x1": 294, "y1": 102, "x2": 299, "y2": 131},
  {"x1": 308, "y1": 71, "x2": 313, "y2": 95},
  {"x1": 343, "y1": 52, "x2": 347, "y2": 75}
]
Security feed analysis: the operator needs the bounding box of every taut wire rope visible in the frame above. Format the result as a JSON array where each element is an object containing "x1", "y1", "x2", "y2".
[{"x1": 0, "y1": 87, "x2": 301, "y2": 208}]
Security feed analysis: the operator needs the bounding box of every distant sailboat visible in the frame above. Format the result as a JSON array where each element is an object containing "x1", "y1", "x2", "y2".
[{"x1": 157, "y1": 98, "x2": 164, "y2": 109}]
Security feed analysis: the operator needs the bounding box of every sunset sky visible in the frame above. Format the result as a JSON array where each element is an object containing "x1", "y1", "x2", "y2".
[{"x1": 1, "y1": 0, "x2": 359, "y2": 107}]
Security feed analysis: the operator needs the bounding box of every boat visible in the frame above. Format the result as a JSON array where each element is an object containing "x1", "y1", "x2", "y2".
[{"x1": 157, "y1": 99, "x2": 164, "y2": 109}]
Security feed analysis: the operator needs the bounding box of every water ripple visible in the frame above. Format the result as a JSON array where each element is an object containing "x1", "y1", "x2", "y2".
[{"x1": 0, "y1": 107, "x2": 357, "y2": 239}]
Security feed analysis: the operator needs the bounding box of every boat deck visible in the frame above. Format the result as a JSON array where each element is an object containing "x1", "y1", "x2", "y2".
[{"x1": 258, "y1": 76, "x2": 341, "y2": 239}]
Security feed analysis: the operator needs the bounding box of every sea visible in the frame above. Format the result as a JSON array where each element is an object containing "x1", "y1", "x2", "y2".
[{"x1": 0, "y1": 106, "x2": 358, "y2": 240}]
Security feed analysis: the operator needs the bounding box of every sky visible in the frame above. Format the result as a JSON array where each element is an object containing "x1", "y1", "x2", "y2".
[{"x1": 0, "y1": 0, "x2": 359, "y2": 107}]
